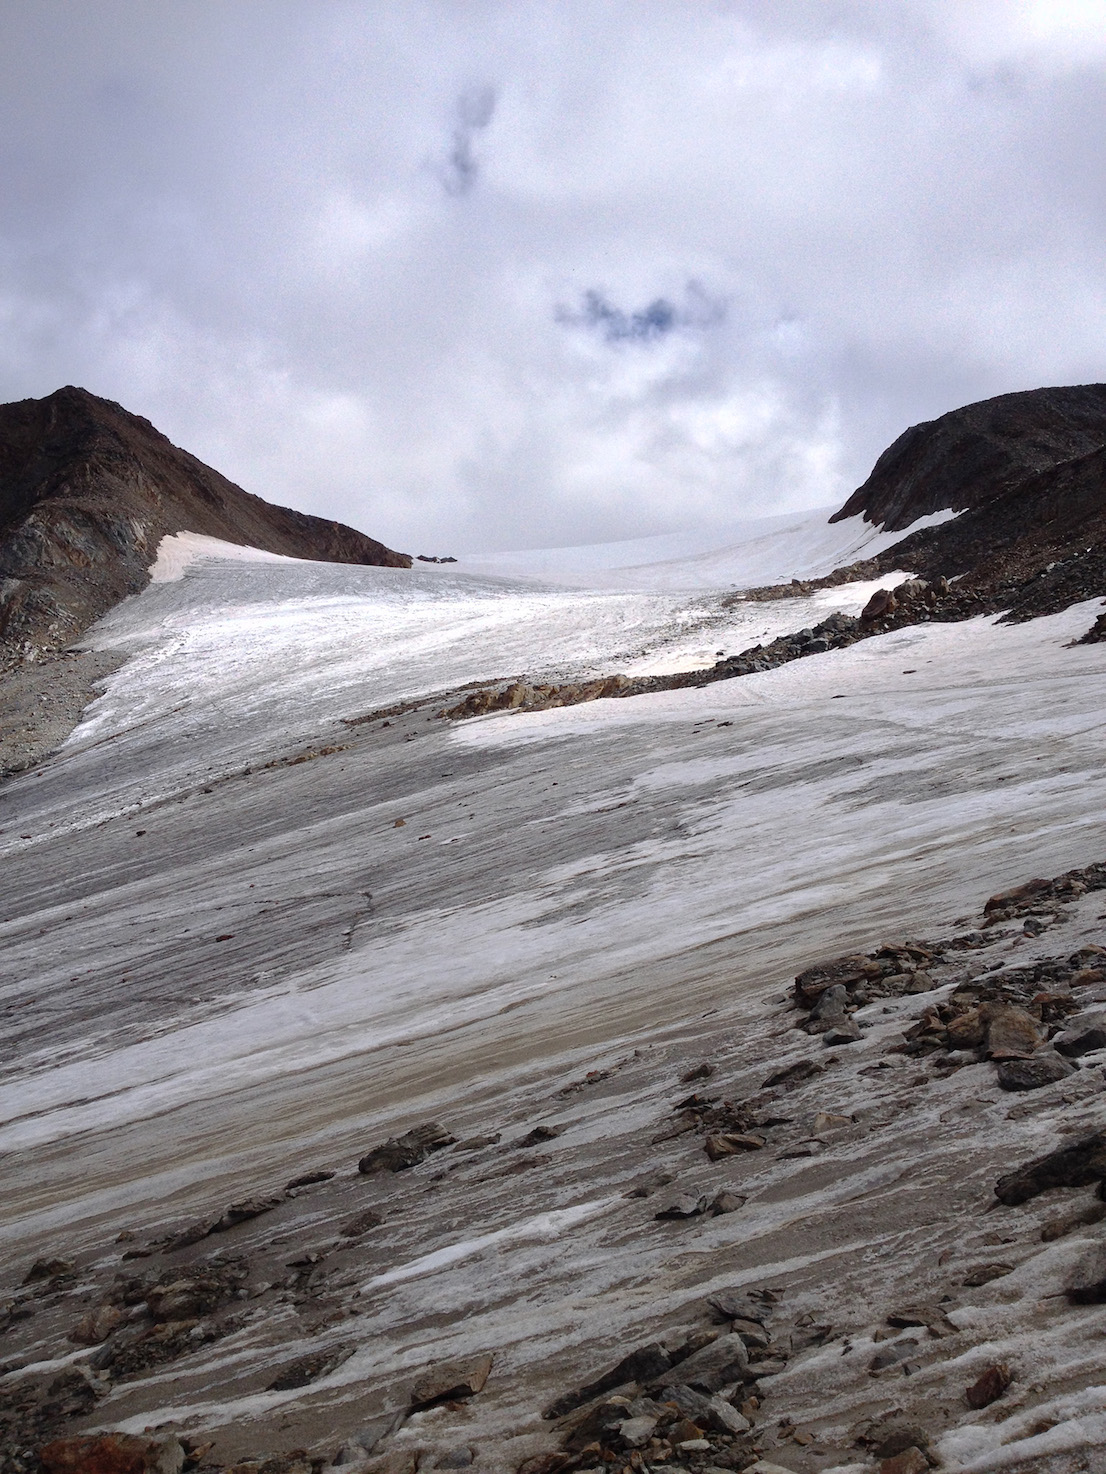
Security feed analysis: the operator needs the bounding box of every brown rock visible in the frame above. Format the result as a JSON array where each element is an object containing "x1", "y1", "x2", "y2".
[
  {"x1": 38, "y1": 1434, "x2": 184, "y2": 1474},
  {"x1": 146, "y1": 1277, "x2": 229, "y2": 1322},
  {"x1": 211, "y1": 1194, "x2": 284, "y2": 1232},
  {"x1": 704, "y1": 1133, "x2": 765, "y2": 1159},
  {"x1": 452, "y1": 1133, "x2": 501, "y2": 1151},
  {"x1": 966, "y1": 1363, "x2": 1011, "y2": 1408},
  {"x1": 880, "y1": 1449, "x2": 928, "y2": 1474},
  {"x1": 984, "y1": 878, "x2": 1053, "y2": 916},
  {"x1": 761, "y1": 1058, "x2": 826, "y2": 1089},
  {"x1": 284, "y1": 1169, "x2": 335, "y2": 1190},
  {"x1": 793, "y1": 956, "x2": 872, "y2": 1007},
  {"x1": 68, "y1": 1305, "x2": 124, "y2": 1346},
  {"x1": 861, "y1": 588, "x2": 898, "y2": 622},
  {"x1": 681, "y1": 1062, "x2": 716, "y2": 1082},
  {"x1": 982, "y1": 1003, "x2": 1044, "y2": 1058},
  {"x1": 946, "y1": 1010, "x2": 985, "y2": 1049},
  {"x1": 410, "y1": 1352, "x2": 494, "y2": 1409},
  {"x1": 708, "y1": 1189, "x2": 747, "y2": 1215}
]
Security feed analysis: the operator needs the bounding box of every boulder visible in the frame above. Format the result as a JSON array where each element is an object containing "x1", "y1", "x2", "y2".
[
  {"x1": 617, "y1": 1416, "x2": 657, "y2": 1448},
  {"x1": 965, "y1": 1363, "x2": 1011, "y2": 1408},
  {"x1": 68, "y1": 1305, "x2": 123, "y2": 1346},
  {"x1": 822, "y1": 1019, "x2": 862, "y2": 1045},
  {"x1": 995, "y1": 1131, "x2": 1106, "y2": 1204},
  {"x1": 662, "y1": 1382, "x2": 750, "y2": 1434},
  {"x1": 793, "y1": 956, "x2": 873, "y2": 1007},
  {"x1": 709, "y1": 1190, "x2": 747, "y2": 1216},
  {"x1": 23, "y1": 1257, "x2": 74, "y2": 1284},
  {"x1": 144, "y1": 1272, "x2": 241, "y2": 1321},
  {"x1": 808, "y1": 984, "x2": 849, "y2": 1030},
  {"x1": 704, "y1": 1133, "x2": 764, "y2": 1159},
  {"x1": 543, "y1": 1342, "x2": 672, "y2": 1418},
  {"x1": 653, "y1": 1332, "x2": 748, "y2": 1392},
  {"x1": 995, "y1": 1050, "x2": 1074, "y2": 1091},
  {"x1": 410, "y1": 1352, "x2": 493, "y2": 1409},
  {"x1": 982, "y1": 1004, "x2": 1044, "y2": 1058},
  {"x1": 861, "y1": 588, "x2": 898, "y2": 622},
  {"x1": 358, "y1": 1123, "x2": 456, "y2": 1175},
  {"x1": 1054, "y1": 1012, "x2": 1106, "y2": 1057}
]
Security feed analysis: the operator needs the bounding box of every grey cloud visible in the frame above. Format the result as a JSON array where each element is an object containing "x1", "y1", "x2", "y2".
[
  {"x1": 557, "y1": 282, "x2": 726, "y2": 344},
  {"x1": 1, "y1": 2, "x2": 1106, "y2": 553},
  {"x1": 440, "y1": 84, "x2": 497, "y2": 196}
]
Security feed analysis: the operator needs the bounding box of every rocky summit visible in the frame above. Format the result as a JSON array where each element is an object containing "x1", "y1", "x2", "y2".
[
  {"x1": 1, "y1": 385, "x2": 1106, "y2": 1474},
  {"x1": 0, "y1": 387, "x2": 409, "y2": 668}
]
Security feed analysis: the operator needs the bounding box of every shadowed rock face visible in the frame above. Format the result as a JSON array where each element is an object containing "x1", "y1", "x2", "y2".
[
  {"x1": 832, "y1": 383, "x2": 1106, "y2": 531},
  {"x1": 0, "y1": 385, "x2": 409, "y2": 665}
]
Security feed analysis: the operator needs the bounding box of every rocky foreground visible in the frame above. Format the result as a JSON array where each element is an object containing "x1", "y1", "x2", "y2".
[{"x1": 3, "y1": 861, "x2": 1105, "y2": 1474}]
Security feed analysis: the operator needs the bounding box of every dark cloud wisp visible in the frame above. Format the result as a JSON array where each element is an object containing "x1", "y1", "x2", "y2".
[
  {"x1": 440, "y1": 84, "x2": 497, "y2": 197},
  {"x1": 557, "y1": 282, "x2": 726, "y2": 345}
]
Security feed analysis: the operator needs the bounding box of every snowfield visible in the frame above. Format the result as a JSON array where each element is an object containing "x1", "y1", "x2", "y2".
[{"x1": 1, "y1": 507, "x2": 1104, "y2": 1471}]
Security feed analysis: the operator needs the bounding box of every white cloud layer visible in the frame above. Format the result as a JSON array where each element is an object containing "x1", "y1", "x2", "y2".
[{"x1": 2, "y1": 0, "x2": 1106, "y2": 551}]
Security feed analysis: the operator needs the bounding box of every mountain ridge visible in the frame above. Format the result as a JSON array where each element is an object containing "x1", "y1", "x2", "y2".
[{"x1": 0, "y1": 385, "x2": 410, "y2": 667}]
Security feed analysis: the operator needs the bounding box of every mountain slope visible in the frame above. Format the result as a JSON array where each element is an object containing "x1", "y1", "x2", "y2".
[
  {"x1": 0, "y1": 385, "x2": 409, "y2": 666},
  {"x1": 831, "y1": 383, "x2": 1106, "y2": 531}
]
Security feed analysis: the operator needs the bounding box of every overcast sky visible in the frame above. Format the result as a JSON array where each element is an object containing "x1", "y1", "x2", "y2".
[{"x1": 3, "y1": 1, "x2": 1106, "y2": 552}]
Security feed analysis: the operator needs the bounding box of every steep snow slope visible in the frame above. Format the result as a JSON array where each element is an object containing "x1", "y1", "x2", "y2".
[{"x1": 1, "y1": 522, "x2": 1105, "y2": 1472}]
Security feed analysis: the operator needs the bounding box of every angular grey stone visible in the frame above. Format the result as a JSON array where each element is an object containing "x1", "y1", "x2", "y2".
[
  {"x1": 654, "y1": 1333, "x2": 748, "y2": 1392},
  {"x1": 996, "y1": 1050, "x2": 1075, "y2": 1091}
]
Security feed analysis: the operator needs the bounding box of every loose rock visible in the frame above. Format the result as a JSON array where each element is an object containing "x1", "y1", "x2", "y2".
[
  {"x1": 995, "y1": 1050, "x2": 1075, "y2": 1091},
  {"x1": 965, "y1": 1363, "x2": 1011, "y2": 1408},
  {"x1": 410, "y1": 1353, "x2": 494, "y2": 1409},
  {"x1": 358, "y1": 1123, "x2": 456, "y2": 1175}
]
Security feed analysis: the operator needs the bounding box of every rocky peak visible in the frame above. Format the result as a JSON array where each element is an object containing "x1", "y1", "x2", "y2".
[
  {"x1": 0, "y1": 385, "x2": 410, "y2": 666},
  {"x1": 831, "y1": 382, "x2": 1106, "y2": 530}
]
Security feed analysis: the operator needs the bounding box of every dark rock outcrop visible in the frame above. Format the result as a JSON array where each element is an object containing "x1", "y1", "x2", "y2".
[
  {"x1": 0, "y1": 385, "x2": 409, "y2": 666},
  {"x1": 832, "y1": 383, "x2": 1106, "y2": 531}
]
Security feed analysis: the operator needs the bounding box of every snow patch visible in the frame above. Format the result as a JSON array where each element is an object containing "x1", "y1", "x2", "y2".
[
  {"x1": 458, "y1": 507, "x2": 959, "y2": 591},
  {"x1": 149, "y1": 532, "x2": 301, "y2": 583}
]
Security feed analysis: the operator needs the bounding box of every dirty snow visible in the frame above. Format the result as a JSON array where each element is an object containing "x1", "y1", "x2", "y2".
[{"x1": 0, "y1": 510, "x2": 1103, "y2": 1470}]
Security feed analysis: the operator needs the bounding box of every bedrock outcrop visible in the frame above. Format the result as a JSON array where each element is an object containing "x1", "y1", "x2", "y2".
[{"x1": 0, "y1": 386, "x2": 409, "y2": 666}]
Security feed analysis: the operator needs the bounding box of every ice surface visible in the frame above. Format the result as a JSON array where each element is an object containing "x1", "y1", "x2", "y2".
[
  {"x1": 0, "y1": 513, "x2": 1104, "y2": 1468},
  {"x1": 458, "y1": 507, "x2": 958, "y2": 589}
]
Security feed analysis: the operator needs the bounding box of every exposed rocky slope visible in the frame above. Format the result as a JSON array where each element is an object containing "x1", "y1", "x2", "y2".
[
  {"x1": 0, "y1": 387, "x2": 409, "y2": 667},
  {"x1": 832, "y1": 384, "x2": 1106, "y2": 532}
]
